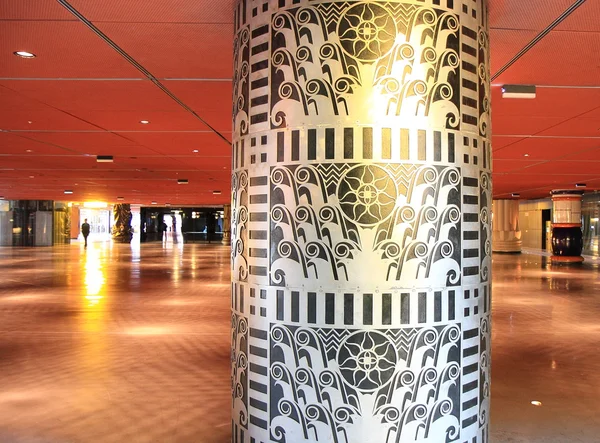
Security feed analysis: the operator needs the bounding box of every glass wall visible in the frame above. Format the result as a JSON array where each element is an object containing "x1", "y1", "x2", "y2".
[
  {"x1": 0, "y1": 200, "x2": 74, "y2": 247},
  {"x1": 582, "y1": 192, "x2": 600, "y2": 257},
  {"x1": 139, "y1": 207, "x2": 224, "y2": 243}
]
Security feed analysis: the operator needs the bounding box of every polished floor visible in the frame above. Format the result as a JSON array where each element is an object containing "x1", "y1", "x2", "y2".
[{"x1": 0, "y1": 241, "x2": 599, "y2": 442}]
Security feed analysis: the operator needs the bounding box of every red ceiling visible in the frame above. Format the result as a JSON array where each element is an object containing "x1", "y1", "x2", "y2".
[{"x1": 0, "y1": 0, "x2": 599, "y2": 204}]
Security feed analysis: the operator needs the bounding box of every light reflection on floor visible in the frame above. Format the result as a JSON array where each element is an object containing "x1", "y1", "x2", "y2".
[{"x1": 0, "y1": 244, "x2": 599, "y2": 442}]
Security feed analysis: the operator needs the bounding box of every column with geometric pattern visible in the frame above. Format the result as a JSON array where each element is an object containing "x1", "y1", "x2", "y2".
[{"x1": 231, "y1": 1, "x2": 491, "y2": 442}]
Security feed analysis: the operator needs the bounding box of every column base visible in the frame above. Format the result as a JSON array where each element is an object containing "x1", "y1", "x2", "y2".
[{"x1": 551, "y1": 255, "x2": 584, "y2": 264}]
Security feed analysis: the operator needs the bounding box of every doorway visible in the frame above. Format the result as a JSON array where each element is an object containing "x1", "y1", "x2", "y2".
[{"x1": 541, "y1": 209, "x2": 552, "y2": 250}]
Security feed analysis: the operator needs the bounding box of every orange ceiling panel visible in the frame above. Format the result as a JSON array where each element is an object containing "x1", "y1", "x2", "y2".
[
  {"x1": 95, "y1": 23, "x2": 234, "y2": 79},
  {"x1": 21, "y1": 131, "x2": 138, "y2": 153},
  {"x1": 489, "y1": 29, "x2": 538, "y2": 77},
  {"x1": 118, "y1": 131, "x2": 231, "y2": 155},
  {"x1": 556, "y1": 0, "x2": 600, "y2": 32},
  {"x1": 492, "y1": 87, "x2": 600, "y2": 118},
  {"x1": 0, "y1": 80, "x2": 180, "y2": 112},
  {"x1": 517, "y1": 160, "x2": 600, "y2": 176},
  {"x1": 561, "y1": 147, "x2": 600, "y2": 162},
  {"x1": 165, "y1": 81, "x2": 233, "y2": 133},
  {"x1": 69, "y1": 0, "x2": 234, "y2": 24},
  {"x1": 493, "y1": 137, "x2": 600, "y2": 161},
  {"x1": 490, "y1": 0, "x2": 574, "y2": 31},
  {"x1": 492, "y1": 159, "x2": 543, "y2": 173},
  {"x1": 492, "y1": 115, "x2": 566, "y2": 136},
  {"x1": 71, "y1": 110, "x2": 210, "y2": 132},
  {"x1": 0, "y1": 22, "x2": 142, "y2": 78},
  {"x1": 494, "y1": 31, "x2": 600, "y2": 86},
  {"x1": 0, "y1": 109, "x2": 98, "y2": 131},
  {"x1": 0, "y1": 132, "x2": 75, "y2": 155},
  {"x1": 0, "y1": 0, "x2": 75, "y2": 20},
  {"x1": 538, "y1": 117, "x2": 600, "y2": 138}
]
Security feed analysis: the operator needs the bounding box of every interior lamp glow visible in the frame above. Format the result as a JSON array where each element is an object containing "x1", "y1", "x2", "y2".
[
  {"x1": 502, "y1": 85, "x2": 536, "y2": 99},
  {"x1": 83, "y1": 201, "x2": 108, "y2": 209}
]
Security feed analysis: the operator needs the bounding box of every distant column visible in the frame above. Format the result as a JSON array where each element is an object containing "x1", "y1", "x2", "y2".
[
  {"x1": 222, "y1": 204, "x2": 231, "y2": 245},
  {"x1": 551, "y1": 190, "x2": 584, "y2": 263},
  {"x1": 112, "y1": 203, "x2": 133, "y2": 243},
  {"x1": 231, "y1": 1, "x2": 492, "y2": 442},
  {"x1": 492, "y1": 199, "x2": 521, "y2": 252}
]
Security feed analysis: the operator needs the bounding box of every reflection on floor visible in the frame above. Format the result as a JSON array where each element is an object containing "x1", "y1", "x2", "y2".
[{"x1": 0, "y1": 244, "x2": 598, "y2": 442}]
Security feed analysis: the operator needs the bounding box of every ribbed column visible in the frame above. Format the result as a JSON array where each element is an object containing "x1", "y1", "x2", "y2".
[
  {"x1": 231, "y1": 1, "x2": 491, "y2": 442},
  {"x1": 492, "y1": 199, "x2": 521, "y2": 253},
  {"x1": 551, "y1": 190, "x2": 584, "y2": 263}
]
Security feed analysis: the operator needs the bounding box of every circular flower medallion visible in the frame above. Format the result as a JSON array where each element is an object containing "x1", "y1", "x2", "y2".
[
  {"x1": 338, "y1": 3, "x2": 397, "y2": 62},
  {"x1": 338, "y1": 331, "x2": 397, "y2": 392},
  {"x1": 337, "y1": 165, "x2": 397, "y2": 226}
]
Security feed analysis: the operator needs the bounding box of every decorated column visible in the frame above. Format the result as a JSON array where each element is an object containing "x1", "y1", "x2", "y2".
[
  {"x1": 112, "y1": 203, "x2": 133, "y2": 243},
  {"x1": 551, "y1": 190, "x2": 584, "y2": 263},
  {"x1": 492, "y1": 199, "x2": 521, "y2": 253},
  {"x1": 231, "y1": 1, "x2": 491, "y2": 442}
]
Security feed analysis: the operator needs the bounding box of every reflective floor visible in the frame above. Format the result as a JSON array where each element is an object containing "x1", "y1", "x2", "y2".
[{"x1": 0, "y1": 243, "x2": 599, "y2": 442}]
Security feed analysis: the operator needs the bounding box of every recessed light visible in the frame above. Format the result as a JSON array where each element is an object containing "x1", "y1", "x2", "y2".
[
  {"x1": 177, "y1": 179, "x2": 189, "y2": 185},
  {"x1": 531, "y1": 401, "x2": 542, "y2": 407},
  {"x1": 25, "y1": 150, "x2": 33, "y2": 153},
  {"x1": 502, "y1": 84, "x2": 536, "y2": 99},
  {"x1": 29, "y1": 175, "x2": 34, "y2": 178},
  {"x1": 14, "y1": 51, "x2": 36, "y2": 58},
  {"x1": 165, "y1": 203, "x2": 171, "y2": 206},
  {"x1": 117, "y1": 197, "x2": 124, "y2": 201},
  {"x1": 64, "y1": 190, "x2": 73, "y2": 195},
  {"x1": 193, "y1": 150, "x2": 199, "y2": 153},
  {"x1": 512, "y1": 193, "x2": 521, "y2": 198},
  {"x1": 213, "y1": 190, "x2": 222, "y2": 195},
  {"x1": 524, "y1": 154, "x2": 530, "y2": 157},
  {"x1": 140, "y1": 120, "x2": 150, "y2": 124},
  {"x1": 27, "y1": 121, "x2": 33, "y2": 124},
  {"x1": 96, "y1": 155, "x2": 114, "y2": 163},
  {"x1": 151, "y1": 201, "x2": 157, "y2": 205}
]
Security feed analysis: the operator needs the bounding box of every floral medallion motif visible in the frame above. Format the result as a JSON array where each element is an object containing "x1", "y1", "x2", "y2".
[
  {"x1": 337, "y1": 331, "x2": 397, "y2": 391},
  {"x1": 338, "y1": 3, "x2": 397, "y2": 62},
  {"x1": 337, "y1": 164, "x2": 397, "y2": 227}
]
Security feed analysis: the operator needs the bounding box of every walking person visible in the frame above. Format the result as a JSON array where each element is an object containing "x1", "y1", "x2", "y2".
[{"x1": 81, "y1": 218, "x2": 90, "y2": 248}]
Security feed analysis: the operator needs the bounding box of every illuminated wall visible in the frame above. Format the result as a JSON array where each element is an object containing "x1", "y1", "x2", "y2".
[{"x1": 231, "y1": 1, "x2": 491, "y2": 441}]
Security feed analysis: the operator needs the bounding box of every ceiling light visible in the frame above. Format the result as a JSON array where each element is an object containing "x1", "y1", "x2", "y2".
[
  {"x1": 96, "y1": 155, "x2": 114, "y2": 163},
  {"x1": 576, "y1": 183, "x2": 587, "y2": 188},
  {"x1": 213, "y1": 190, "x2": 222, "y2": 195},
  {"x1": 117, "y1": 197, "x2": 124, "y2": 201},
  {"x1": 151, "y1": 201, "x2": 157, "y2": 205},
  {"x1": 140, "y1": 120, "x2": 150, "y2": 124},
  {"x1": 193, "y1": 150, "x2": 199, "y2": 153},
  {"x1": 512, "y1": 193, "x2": 521, "y2": 198},
  {"x1": 531, "y1": 401, "x2": 542, "y2": 407},
  {"x1": 64, "y1": 190, "x2": 74, "y2": 195},
  {"x1": 25, "y1": 150, "x2": 32, "y2": 153},
  {"x1": 177, "y1": 179, "x2": 189, "y2": 185},
  {"x1": 502, "y1": 85, "x2": 536, "y2": 99},
  {"x1": 165, "y1": 203, "x2": 171, "y2": 206},
  {"x1": 524, "y1": 154, "x2": 530, "y2": 157},
  {"x1": 14, "y1": 51, "x2": 36, "y2": 58}
]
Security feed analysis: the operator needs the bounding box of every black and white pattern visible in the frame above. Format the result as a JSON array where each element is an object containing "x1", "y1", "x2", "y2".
[{"x1": 231, "y1": 1, "x2": 491, "y2": 442}]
